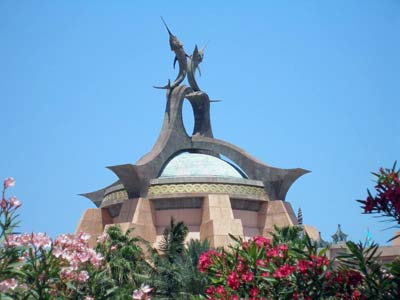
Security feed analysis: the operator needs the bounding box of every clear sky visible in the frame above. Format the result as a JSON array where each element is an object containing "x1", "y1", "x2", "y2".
[{"x1": 1, "y1": 1, "x2": 399, "y2": 245}]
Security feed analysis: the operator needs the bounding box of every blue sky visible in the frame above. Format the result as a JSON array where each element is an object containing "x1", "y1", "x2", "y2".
[{"x1": 1, "y1": 1, "x2": 399, "y2": 245}]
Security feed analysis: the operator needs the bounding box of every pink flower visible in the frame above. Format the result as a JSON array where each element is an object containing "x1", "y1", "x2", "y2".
[
  {"x1": 32, "y1": 233, "x2": 51, "y2": 249},
  {"x1": 227, "y1": 271, "x2": 240, "y2": 290},
  {"x1": 278, "y1": 244, "x2": 288, "y2": 252},
  {"x1": 198, "y1": 250, "x2": 219, "y2": 272},
  {"x1": 249, "y1": 287, "x2": 259, "y2": 297},
  {"x1": 60, "y1": 267, "x2": 76, "y2": 280},
  {"x1": 84, "y1": 297, "x2": 94, "y2": 300},
  {"x1": 215, "y1": 285, "x2": 225, "y2": 295},
  {"x1": 0, "y1": 278, "x2": 18, "y2": 292},
  {"x1": 352, "y1": 290, "x2": 364, "y2": 300},
  {"x1": 267, "y1": 247, "x2": 279, "y2": 257},
  {"x1": 241, "y1": 271, "x2": 254, "y2": 282},
  {"x1": 77, "y1": 232, "x2": 91, "y2": 243},
  {"x1": 77, "y1": 251, "x2": 91, "y2": 263},
  {"x1": 132, "y1": 289, "x2": 144, "y2": 299},
  {"x1": 0, "y1": 199, "x2": 7, "y2": 209},
  {"x1": 256, "y1": 259, "x2": 265, "y2": 266},
  {"x1": 273, "y1": 264, "x2": 296, "y2": 278},
  {"x1": 297, "y1": 260, "x2": 309, "y2": 274},
  {"x1": 9, "y1": 196, "x2": 21, "y2": 208},
  {"x1": 132, "y1": 284, "x2": 152, "y2": 299},
  {"x1": 77, "y1": 270, "x2": 89, "y2": 283},
  {"x1": 97, "y1": 233, "x2": 108, "y2": 244},
  {"x1": 90, "y1": 252, "x2": 103, "y2": 266},
  {"x1": 206, "y1": 286, "x2": 215, "y2": 296},
  {"x1": 253, "y1": 236, "x2": 271, "y2": 248},
  {"x1": 3, "y1": 177, "x2": 15, "y2": 189},
  {"x1": 242, "y1": 241, "x2": 249, "y2": 249},
  {"x1": 5, "y1": 234, "x2": 21, "y2": 247},
  {"x1": 262, "y1": 271, "x2": 270, "y2": 277}
]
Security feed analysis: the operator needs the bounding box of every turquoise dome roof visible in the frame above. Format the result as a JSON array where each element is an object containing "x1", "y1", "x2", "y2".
[{"x1": 160, "y1": 153, "x2": 244, "y2": 178}]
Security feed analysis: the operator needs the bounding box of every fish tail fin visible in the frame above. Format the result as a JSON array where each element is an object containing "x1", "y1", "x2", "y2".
[{"x1": 153, "y1": 79, "x2": 171, "y2": 90}]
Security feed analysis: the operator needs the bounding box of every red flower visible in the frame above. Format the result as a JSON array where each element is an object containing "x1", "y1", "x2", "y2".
[
  {"x1": 273, "y1": 264, "x2": 295, "y2": 278},
  {"x1": 352, "y1": 290, "x2": 366, "y2": 300},
  {"x1": 206, "y1": 286, "x2": 215, "y2": 296},
  {"x1": 249, "y1": 287, "x2": 259, "y2": 297},
  {"x1": 242, "y1": 241, "x2": 249, "y2": 249},
  {"x1": 253, "y1": 236, "x2": 271, "y2": 248},
  {"x1": 241, "y1": 271, "x2": 254, "y2": 282},
  {"x1": 297, "y1": 260, "x2": 309, "y2": 274},
  {"x1": 278, "y1": 244, "x2": 288, "y2": 252},
  {"x1": 215, "y1": 285, "x2": 225, "y2": 295},
  {"x1": 267, "y1": 247, "x2": 279, "y2": 258},
  {"x1": 198, "y1": 250, "x2": 219, "y2": 272},
  {"x1": 347, "y1": 270, "x2": 363, "y2": 287},
  {"x1": 227, "y1": 272, "x2": 240, "y2": 290}
]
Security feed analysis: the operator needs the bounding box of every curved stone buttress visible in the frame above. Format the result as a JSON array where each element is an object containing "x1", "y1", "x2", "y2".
[{"x1": 78, "y1": 86, "x2": 309, "y2": 247}]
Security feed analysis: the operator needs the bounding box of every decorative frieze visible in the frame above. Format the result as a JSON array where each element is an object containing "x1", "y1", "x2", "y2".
[{"x1": 148, "y1": 183, "x2": 267, "y2": 198}]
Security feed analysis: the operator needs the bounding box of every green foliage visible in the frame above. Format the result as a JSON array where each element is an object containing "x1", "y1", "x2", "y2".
[
  {"x1": 338, "y1": 241, "x2": 400, "y2": 300},
  {"x1": 93, "y1": 226, "x2": 152, "y2": 299},
  {"x1": 158, "y1": 218, "x2": 188, "y2": 263},
  {"x1": 181, "y1": 239, "x2": 210, "y2": 297},
  {"x1": 150, "y1": 218, "x2": 209, "y2": 300}
]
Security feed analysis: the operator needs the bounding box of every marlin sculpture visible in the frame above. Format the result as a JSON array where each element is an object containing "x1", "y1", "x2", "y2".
[
  {"x1": 187, "y1": 44, "x2": 205, "y2": 92},
  {"x1": 154, "y1": 17, "x2": 188, "y2": 90}
]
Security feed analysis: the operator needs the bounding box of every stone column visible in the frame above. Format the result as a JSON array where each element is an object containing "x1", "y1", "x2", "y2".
[
  {"x1": 127, "y1": 197, "x2": 157, "y2": 245},
  {"x1": 258, "y1": 200, "x2": 298, "y2": 236},
  {"x1": 75, "y1": 208, "x2": 113, "y2": 247},
  {"x1": 200, "y1": 194, "x2": 243, "y2": 248},
  {"x1": 393, "y1": 231, "x2": 400, "y2": 246}
]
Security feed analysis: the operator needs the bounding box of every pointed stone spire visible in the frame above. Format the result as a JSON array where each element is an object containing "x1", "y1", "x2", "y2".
[
  {"x1": 332, "y1": 224, "x2": 348, "y2": 245},
  {"x1": 297, "y1": 207, "x2": 303, "y2": 225},
  {"x1": 316, "y1": 231, "x2": 329, "y2": 248}
]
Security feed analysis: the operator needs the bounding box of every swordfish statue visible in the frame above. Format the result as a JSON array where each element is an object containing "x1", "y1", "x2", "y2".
[
  {"x1": 154, "y1": 17, "x2": 188, "y2": 90},
  {"x1": 187, "y1": 44, "x2": 205, "y2": 92}
]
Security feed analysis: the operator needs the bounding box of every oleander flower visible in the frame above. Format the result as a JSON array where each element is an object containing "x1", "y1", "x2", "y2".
[
  {"x1": 0, "y1": 278, "x2": 18, "y2": 292},
  {"x1": 3, "y1": 177, "x2": 15, "y2": 189}
]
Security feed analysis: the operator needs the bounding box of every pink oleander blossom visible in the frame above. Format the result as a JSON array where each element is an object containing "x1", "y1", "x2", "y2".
[
  {"x1": 32, "y1": 232, "x2": 51, "y2": 249},
  {"x1": 198, "y1": 250, "x2": 220, "y2": 272},
  {"x1": 3, "y1": 177, "x2": 15, "y2": 189},
  {"x1": 53, "y1": 232, "x2": 103, "y2": 269},
  {"x1": 6, "y1": 233, "x2": 51, "y2": 249},
  {"x1": 253, "y1": 236, "x2": 271, "y2": 248},
  {"x1": 77, "y1": 270, "x2": 89, "y2": 283},
  {"x1": 60, "y1": 267, "x2": 76, "y2": 281},
  {"x1": 96, "y1": 233, "x2": 108, "y2": 244},
  {"x1": 0, "y1": 278, "x2": 18, "y2": 292},
  {"x1": 273, "y1": 264, "x2": 296, "y2": 278},
  {"x1": 9, "y1": 196, "x2": 21, "y2": 208},
  {"x1": 227, "y1": 271, "x2": 240, "y2": 290},
  {"x1": 132, "y1": 284, "x2": 152, "y2": 299},
  {"x1": 0, "y1": 199, "x2": 7, "y2": 209}
]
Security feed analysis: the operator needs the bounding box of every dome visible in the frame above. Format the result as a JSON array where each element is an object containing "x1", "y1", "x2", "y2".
[{"x1": 160, "y1": 152, "x2": 245, "y2": 178}]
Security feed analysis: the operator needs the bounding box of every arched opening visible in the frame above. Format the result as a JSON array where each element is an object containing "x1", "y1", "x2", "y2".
[{"x1": 182, "y1": 100, "x2": 194, "y2": 136}]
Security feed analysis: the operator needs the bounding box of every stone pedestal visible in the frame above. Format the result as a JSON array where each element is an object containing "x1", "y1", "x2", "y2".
[{"x1": 200, "y1": 194, "x2": 243, "y2": 248}]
